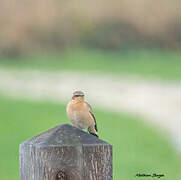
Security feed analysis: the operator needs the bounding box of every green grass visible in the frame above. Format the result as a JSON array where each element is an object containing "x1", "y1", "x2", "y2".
[
  {"x1": 0, "y1": 95, "x2": 181, "y2": 180},
  {"x1": 0, "y1": 49, "x2": 181, "y2": 80}
]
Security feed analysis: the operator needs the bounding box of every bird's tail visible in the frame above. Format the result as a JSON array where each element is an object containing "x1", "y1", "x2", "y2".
[{"x1": 88, "y1": 125, "x2": 98, "y2": 138}]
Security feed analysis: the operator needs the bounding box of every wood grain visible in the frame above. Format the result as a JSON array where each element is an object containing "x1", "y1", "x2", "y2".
[{"x1": 20, "y1": 124, "x2": 112, "y2": 180}]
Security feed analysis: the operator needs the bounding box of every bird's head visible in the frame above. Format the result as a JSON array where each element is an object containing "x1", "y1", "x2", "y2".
[{"x1": 72, "y1": 91, "x2": 85, "y2": 101}]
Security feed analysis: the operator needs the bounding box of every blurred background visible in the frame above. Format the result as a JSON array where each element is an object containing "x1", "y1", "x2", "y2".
[{"x1": 0, "y1": 0, "x2": 181, "y2": 179}]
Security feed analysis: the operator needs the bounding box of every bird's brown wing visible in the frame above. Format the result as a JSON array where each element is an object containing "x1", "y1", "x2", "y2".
[{"x1": 85, "y1": 101, "x2": 98, "y2": 132}]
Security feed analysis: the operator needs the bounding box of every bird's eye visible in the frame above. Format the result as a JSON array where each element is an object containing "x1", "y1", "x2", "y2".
[
  {"x1": 74, "y1": 94, "x2": 84, "y2": 97},
  {"x1": 74, "y1": 95, "x2": 80, "y2": 97}
]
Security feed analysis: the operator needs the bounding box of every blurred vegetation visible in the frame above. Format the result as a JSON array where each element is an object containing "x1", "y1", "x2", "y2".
[
  {"x1": 0, "y1": 95, "x2": 181, "y2": 180},
  {"x1": 1, "y1": 1, "x2": 181, "y2": 179},
  {"x1": 1, "y1": 49, "x2": 181, "y2": 80},
  {"x1": 1, "y1": 0, "x2": 181, "y2": 56}
]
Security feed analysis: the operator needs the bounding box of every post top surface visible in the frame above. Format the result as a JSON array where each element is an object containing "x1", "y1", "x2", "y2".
[{"x1": 21, "y1": 124, "x2": 111, "y2": 147}]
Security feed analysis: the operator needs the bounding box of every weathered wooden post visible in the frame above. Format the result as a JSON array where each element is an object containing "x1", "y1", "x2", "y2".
[{"x1": 20, "y1": 124, "x2": 112, "y2": 180}]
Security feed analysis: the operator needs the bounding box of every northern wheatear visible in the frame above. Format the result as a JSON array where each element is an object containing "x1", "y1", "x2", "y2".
[{"x1": 66, "y1": 91, "x2": 98, "y2": 137}]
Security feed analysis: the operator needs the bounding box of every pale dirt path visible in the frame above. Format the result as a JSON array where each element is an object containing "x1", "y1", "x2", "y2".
[{"x1": 0, "y1": 69, "x2": 181, "y2": 148}]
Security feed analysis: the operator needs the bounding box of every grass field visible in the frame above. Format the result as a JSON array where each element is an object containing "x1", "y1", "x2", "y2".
[
  {"x1": 0, "y1": 49, "x2": 181, "y2": 80},
  {"x1": 0, "y1": 95, "x2": 181, "y2": 180},
  {"x1": 1, "y1": 49, "x2": 181, "y2": 179}
]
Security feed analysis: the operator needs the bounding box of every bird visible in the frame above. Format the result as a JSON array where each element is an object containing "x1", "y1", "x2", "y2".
[{"x1": 66, "y1": 91, "x2": 98, "y2": 137}]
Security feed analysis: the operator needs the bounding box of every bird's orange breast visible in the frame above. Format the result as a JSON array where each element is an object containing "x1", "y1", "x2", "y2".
[{"x1": 66, "y1": 100, "x2": 92, "y2": 129}]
